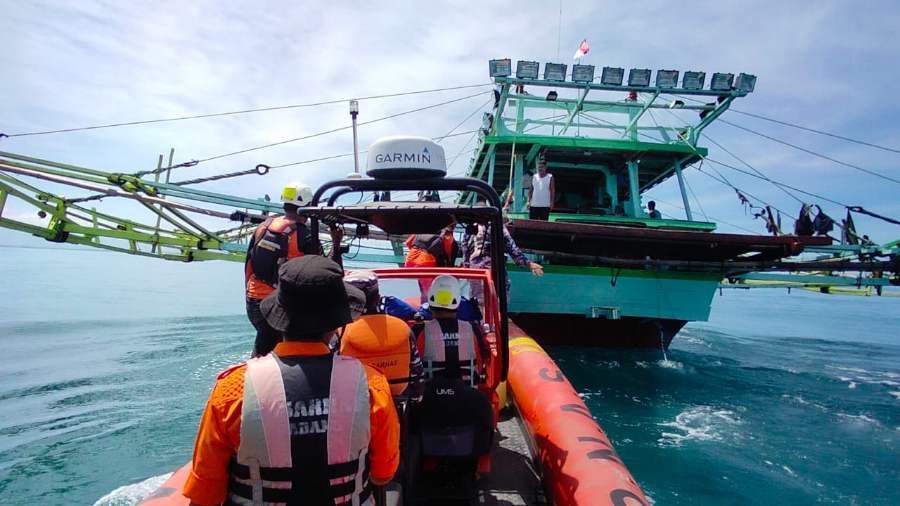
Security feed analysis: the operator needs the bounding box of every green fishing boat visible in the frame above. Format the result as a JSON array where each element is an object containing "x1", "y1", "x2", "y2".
[{"x1": 460, "y1": 59, "x2": 889, "y2": 347}]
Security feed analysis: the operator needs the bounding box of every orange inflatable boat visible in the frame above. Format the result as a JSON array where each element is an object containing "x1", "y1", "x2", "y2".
[{"x1": 507, "y1": 330, "x2": 649, "y2": 505}]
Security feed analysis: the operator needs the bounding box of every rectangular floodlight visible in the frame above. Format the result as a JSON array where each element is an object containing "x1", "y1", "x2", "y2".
[
  {"x1": 516, "y1": 60, "x2": 540, "y2": 79},
  {"x1": 710, "y1": 72, "x2": 735, "y2": 91},
  {"x1": 735, "y1": 73, "x2": 757, "y2": 93},
  {"x1": 601, "y1": 67, "x2": 624, "y2": 86},
  {"x1": 544, "y1": 62, "x2": 567, "y2": 81},
  {"x1": 489, "y1": 59, "x2": 512, "y2": 78},
  {"x1": 572, "y1": 64, "x2": 595, "y2": 83},
  {"x1": 656, "y1": 69, "x2": 679, "y2": 88},
  {"x1": 682, "y1": 71, "x2": 706, "y2": 90},
  {"x1": 628, "y1": 68, "x2": 652, "y2": 87}
]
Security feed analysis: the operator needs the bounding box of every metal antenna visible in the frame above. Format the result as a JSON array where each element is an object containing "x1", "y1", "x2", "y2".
[{"x1": 556, "y1": 0, "x2": 562, "y2": 60}]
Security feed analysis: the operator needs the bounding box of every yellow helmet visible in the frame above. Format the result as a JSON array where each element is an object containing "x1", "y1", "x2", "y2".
[
  {"x1": 280, "y1": 182, "x2": 313, "y2": 207},
  {"x1": 427, "y1": 275, "x2": 461, "y2": 310}
]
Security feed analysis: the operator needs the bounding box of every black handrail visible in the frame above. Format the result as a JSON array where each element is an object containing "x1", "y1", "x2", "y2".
[{"x1": 310, "y1": 176, "x2": 511, "y2": 380}]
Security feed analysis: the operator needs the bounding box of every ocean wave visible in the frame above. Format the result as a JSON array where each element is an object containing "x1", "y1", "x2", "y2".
[
  {"x1": 826, "y1": 364, "x2": 900, "y2": 394},
  {"x1": 836, "y1": 412, "x2": 883, "y2": 427},
  {"x1": 657, "y1": 405, "x2": 742, "y2": 447},
  {"x1": 634, "y1": 359, "x2": 684, "y2": 370},
  {"x1": 657, "y1": 359, "x2": 684, "y2": 370},
  {"x1": 781, "y1": 394, "x2": 829, "y2": 412},
  {"x1": 93, "y1": 472, "x2": 172, "y2": 506}
]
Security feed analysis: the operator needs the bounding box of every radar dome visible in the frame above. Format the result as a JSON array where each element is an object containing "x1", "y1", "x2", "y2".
[{"x1": 366, "y1": 136, "x2": 447, "y2": 179}]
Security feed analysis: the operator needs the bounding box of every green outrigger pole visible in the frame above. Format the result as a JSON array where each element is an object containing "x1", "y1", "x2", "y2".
[{"x1": 0, "y1": 150, "x2": 412, "y2": 265}]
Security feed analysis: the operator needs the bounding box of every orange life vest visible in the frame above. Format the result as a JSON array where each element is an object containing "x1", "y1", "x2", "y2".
[
  {"x1": 245, "y1": 216, "x2": 308, "y2": 300},
  {"x1": 403, "y1": 233, "x2": 457, "y2": 267},
  {"x1": 340, "y1": 314, "x2": 412, "y2": 396}
]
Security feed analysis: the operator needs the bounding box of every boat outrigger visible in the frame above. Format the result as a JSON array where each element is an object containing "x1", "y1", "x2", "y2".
[{"x1": 134, "y1": 138, "x2": 648, "y2": 505}]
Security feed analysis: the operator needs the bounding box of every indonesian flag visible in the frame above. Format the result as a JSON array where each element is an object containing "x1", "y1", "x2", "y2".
[{"x1": 573, "y1": 39, "x2": 590, "y2": 60}]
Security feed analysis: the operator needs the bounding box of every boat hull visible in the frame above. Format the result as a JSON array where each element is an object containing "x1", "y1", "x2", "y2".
[
  {"x1": 507, "y1": 266, "x2": 718, "y2": 348},
  {"x1": 512, "y1": 313, "x2": 683, "y2": 348}
]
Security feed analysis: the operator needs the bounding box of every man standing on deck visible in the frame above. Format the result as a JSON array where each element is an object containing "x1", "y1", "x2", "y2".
[
  {"x1": 185, "y1": 256, "x2": 399, "y2": 506},
  {"x1": 527, "y1": 155, "x2": 555, "y2": 220},
  {"x1": 647, "y1": 200, "x2": 662, "y2": 219},
  {"x1": 245, "y1": 181, "x2": 344, "y2": 357}
]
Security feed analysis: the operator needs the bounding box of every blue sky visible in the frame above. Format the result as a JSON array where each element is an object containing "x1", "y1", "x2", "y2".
[{"x1": 2, "y1": 0, "x2": 899, "y2": 245}]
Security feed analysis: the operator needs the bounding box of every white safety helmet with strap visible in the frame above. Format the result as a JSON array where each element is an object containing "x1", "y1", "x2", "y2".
[
  {"x1": 280, "y1": 181, "x2": 314, "y2": 208},
  {"x1": 427, "y1": 274, "x2": 461, "y2": 310}
]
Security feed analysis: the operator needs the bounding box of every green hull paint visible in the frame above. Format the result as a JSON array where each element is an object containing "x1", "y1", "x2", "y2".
[{"x1": 507, "y1": 267, "x2": 721, "y2": 321}]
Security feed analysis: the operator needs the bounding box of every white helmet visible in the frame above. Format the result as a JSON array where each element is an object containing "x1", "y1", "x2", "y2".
[
  {"x1": 427, "y1": 275, "x2": 461, "y2": 310},
  {"x1": 280, "y1": 181, "x2": 314, "y2": 207}
]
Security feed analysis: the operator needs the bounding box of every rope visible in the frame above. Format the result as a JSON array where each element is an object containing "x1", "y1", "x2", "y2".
[
  {"x1": 702, "y1": 134, "x2": 805, "y2": 205},
  {"x1": 1, "y1": 83, "x2": 493, "y2": 138},
  {"x1": 667, "y1": 93, "x2": 900, "y2": 155},
  {"x1": 172, "y1": 130, "x2": 480, "y2": 186},
  {"x1": 133, "y1": 90, "x2": 488, "y2": 177},
  {"x1": 718, "y1": 119, "x2": 900, "y2": 186},
  {"x1": 434, "y1": 98, "x2": 493, "y2": 143},
  {"x1": 848, "y1": 206, "x2": 900, "y2": 226}
]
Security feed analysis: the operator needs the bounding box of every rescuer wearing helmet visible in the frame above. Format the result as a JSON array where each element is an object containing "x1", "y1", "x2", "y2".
[
  {"x1": 420, "y1": 275, "x2": 491, "y2": 385},
  {"x1": 184, "y1": 256, "x2": 399, "y2": 506},
  {"x1": 341, "y1": 270, "x2": 426, "y2": 401},
  {"x1": 245, "y1": 181, "x2": 345, "y2": 357}
]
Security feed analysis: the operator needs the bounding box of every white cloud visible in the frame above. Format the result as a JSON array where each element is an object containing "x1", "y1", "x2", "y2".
[{"x1": 1, "y1": 0, "x2": 898, "y2": 241}]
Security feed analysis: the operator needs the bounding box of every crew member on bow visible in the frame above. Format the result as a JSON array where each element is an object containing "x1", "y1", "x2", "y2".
[
  {"x1": 185, "y1": 256, "x2": 399, "y2": 506},
  {"x1": 245, "y1": 181, "x2": 344, "y2": 356}
]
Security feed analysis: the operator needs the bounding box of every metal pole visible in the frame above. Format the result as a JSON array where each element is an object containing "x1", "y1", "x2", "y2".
[
  {"x1": 350, "y1": 100, "x2": 360, "y2": 174},
  {"x1": 674, "y1": 160, "x2": 693, "y2": 221}
]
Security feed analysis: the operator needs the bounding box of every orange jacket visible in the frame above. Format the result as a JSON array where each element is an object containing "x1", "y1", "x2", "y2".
[
  {"x1": 404, "y1": 233, "x2": 457, "y2": 267},
  {"x1": 244, "y1": 216, "x2": 306, "y2": 300},
  {"x1": 341, "y1": 314, "x2": 413, "y2": 396},
  {"x1": 183, "y1": 341, "x2": 400, "y2": 505}
]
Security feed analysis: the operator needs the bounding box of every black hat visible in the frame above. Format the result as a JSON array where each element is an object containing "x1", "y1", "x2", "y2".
[
  {"x1": 260, "y1": 256, "x2": 352, "y2": 336},
  {"x1": 344, "y1": 282, "x2": 367, "y2": 321}
]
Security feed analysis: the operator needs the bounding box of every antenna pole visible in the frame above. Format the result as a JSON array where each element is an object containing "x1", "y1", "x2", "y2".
[
  {"x1": 556, "y1": 0, "x2": 562, "y2": 60},
  {"x1": 350, "y1": 100, "x2": 360, "y2": 174}
]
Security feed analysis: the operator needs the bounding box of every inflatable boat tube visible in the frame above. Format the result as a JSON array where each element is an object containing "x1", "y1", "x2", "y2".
[
  {"x1": 507, "y1": 333, "x2": 649, "y2": 506},
  {"x1": 138, "y1": 464, "x2": 189, "y2": 505}
]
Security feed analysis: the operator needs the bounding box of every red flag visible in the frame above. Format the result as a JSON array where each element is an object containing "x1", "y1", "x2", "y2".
[{"x1": 573, "y1": 39, "x2": 590, "y2": 60}]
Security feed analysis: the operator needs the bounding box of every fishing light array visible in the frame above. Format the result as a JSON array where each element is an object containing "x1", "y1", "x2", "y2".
[{"x1": 489, "y1": 59, "x2": 756, "y2": 93}]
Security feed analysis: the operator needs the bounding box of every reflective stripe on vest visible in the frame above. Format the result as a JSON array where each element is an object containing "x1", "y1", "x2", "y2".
[
  {"x1": 340, "y1": 315, "x2": 412, "y2": 396},
  {"x1": 423, "y1": 319, "x2": 476, "y2": 386},
  {"x1": 230, "y1": 353, "x2": 372, "y2": 506}
]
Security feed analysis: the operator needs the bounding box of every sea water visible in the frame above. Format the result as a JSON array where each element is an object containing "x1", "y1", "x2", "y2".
[{"x1": 0, "y1": 247, "x2": 897, "y2": 505}]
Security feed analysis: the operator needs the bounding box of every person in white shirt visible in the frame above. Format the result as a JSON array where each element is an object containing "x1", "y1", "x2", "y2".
[{"x1": 528, "y1": 156, "x2": 555, "y2": 220}]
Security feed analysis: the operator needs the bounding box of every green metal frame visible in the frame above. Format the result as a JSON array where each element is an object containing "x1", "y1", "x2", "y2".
[{"x1": 467, "y1": 76, "x2": 726, "y2": 220}]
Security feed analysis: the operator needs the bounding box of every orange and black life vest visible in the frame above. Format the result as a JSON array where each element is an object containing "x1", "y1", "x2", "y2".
[
  {"x1": 340, "y1": 314, "x2": 412, "y2": 396},
  {"x1": 404, "y1": 234, "x2": 459, "y2": 267},
  {"x1": 245, "y1": 216, "x2": 313, "y2": 300}
]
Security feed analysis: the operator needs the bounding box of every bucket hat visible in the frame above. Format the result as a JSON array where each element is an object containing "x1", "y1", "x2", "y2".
[{"x1": 260, "y1": 256, "x2": 351, "y2": 335}]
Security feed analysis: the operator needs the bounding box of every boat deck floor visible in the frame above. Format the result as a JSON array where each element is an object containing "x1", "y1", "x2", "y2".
[{"x1": 477, "y1": 407, "x2": 546, "y2": 505}]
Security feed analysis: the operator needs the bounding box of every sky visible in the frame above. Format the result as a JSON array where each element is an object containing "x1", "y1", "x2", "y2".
[{"x1": 1, "y1": 0, "x2": 899, "y2": 247}]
